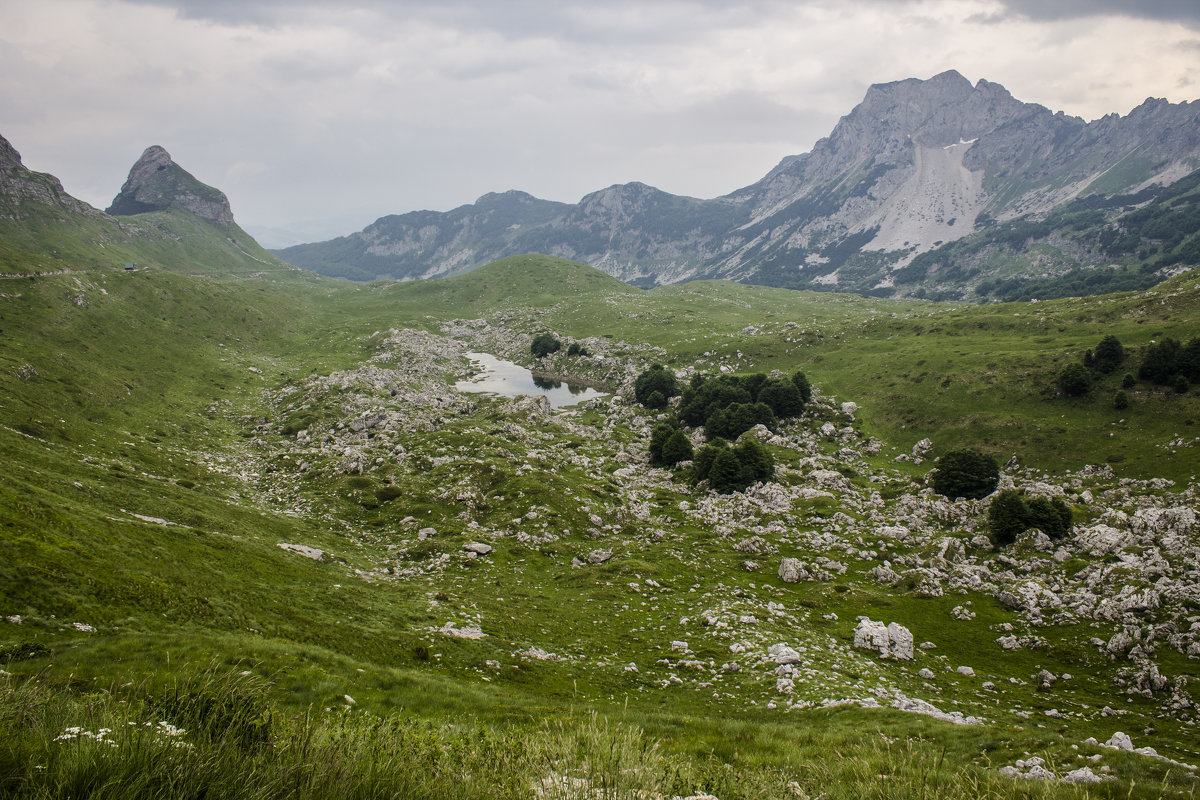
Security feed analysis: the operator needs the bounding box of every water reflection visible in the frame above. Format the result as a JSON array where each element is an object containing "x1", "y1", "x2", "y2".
[{"x1": 454, "y1": 352, "x2": 607, "y2": 408}]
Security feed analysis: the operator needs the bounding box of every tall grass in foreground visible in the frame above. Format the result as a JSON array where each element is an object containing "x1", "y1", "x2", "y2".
[{"x1": 0, "y1": 669, "x2": 1147, "y2": 799}]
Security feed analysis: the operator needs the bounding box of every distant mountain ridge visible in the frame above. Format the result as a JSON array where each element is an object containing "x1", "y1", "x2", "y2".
[{"x1": 276, "y1": 70, "x2": 1200, "y2": 298}]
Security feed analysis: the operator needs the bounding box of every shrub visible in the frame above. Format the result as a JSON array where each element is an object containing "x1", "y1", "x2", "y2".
[
  {"x1": 1113, "y1": 390, "x2": 1129, "y2": 410},
  {"x1": 757, "y1": 377, "x2": 805, "y2": 418},
  {"x1": 566, "y1": 342, "x2": 589, "y2": 357},
  {"x1": 647, "y1": 421, "x2": 677, "y2": 465},
  {"x1": 705, "y1": 402, "x2": 775, "y2": 441},
  {"x1": 1173, "y1": 374, "x2": 1190, "y2": 394},
  {"x1": 1181, "y1": 336, "x2": 1200, "y2": 380},
  {"x1": 530, "y1": 333, "x2": 561, "y2": 358},
  {"x1": 678, "y1": 376, "x2": 751, "y2": 426},
  {"x1": 692, "y1": 438, "x2": 773, "y2": 493},
  {"x1": 1057, "y1": 363, "x2": 1091, "y2": 396},
  {"x1": 660, "y1": 430, "x2": 694, "y2": 466},
  {"x1": 989, "y1": 490, "x2": 1030, "y2": 546},
  {"x1": 634, "y1": 365, "x2": 679, "y2": 409},
  {"x1": 734, "y1": 439, "x2": 773, "y2": 483},
  {"x1": 1025, "y1": 495, "x2": 1073, "y2": 540},
  {"x1": 707, "y1": 448, "x2": 745, "y2": 493},
  {"x1": 990, "y1": 491, "x2": 1073, "y2": 545},
  {"x1": 1139, "y1": 337, "x2": 1181, "y2": 384},
  {"x1": 791, "y1": 371, "x2": 813, "y2": 405},
  {"x1": 1121, "y1": 372, "x2": 1136, "y2": 389},
  {"x1": 930, "y1": 449, "x2": 1000, "y2": 500},
  {"x1": 691, "y1": 440, "x2": 726, "y2": 484},
  {"x1": 1092, "y1": 335, "x2": 1124, "y2": 373}
]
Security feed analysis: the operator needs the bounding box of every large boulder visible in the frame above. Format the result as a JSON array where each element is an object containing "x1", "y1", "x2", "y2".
[
  {"x1": 854, "y1": 618, "x2": 914, "y2": 660},
  {"x1": 778, "y1": 558, "x2": 811, "y2": 583}
]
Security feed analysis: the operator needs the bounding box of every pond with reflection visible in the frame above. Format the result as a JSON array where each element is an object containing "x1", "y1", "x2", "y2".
[{"x1": 454, "y1": 352, "x2": 607, "y2": 408}]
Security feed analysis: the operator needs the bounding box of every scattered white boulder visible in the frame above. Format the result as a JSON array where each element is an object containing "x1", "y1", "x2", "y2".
[
  {"x1": 778, "y1": 558, "x2": 809, "y2": 584},
  {"x1": 586, "y1": 549, "x2": 613, "y2": 564},
  {"x1": 278, "y1": 543, "x2": 325, "y2": 561},
  {"x1": 853, "y1": 618, "x2": 913, "y2": 660},
  {"x1": 768, "y1": 643, "x2": 803, "y2": 665}
]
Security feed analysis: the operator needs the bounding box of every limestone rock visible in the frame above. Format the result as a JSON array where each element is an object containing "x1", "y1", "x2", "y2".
[
  {"x1": 107, "y1": 145, "x2": 235, "y2": 224},
  {"x1": 778, "y1": 558, "x2": 810, "y2": 584},
  {"x1": 853, "y1": 618, "x2": 913, "y2": 660}
]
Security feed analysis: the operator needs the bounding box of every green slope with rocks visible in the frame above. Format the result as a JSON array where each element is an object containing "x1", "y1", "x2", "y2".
[{"x1": 2, "y1": 192, "x2": 1200, "y2": 800}]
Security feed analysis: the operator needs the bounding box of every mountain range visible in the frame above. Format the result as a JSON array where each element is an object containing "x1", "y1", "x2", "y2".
[{"x1": 275, "y1": 70, "x2": 1200, "y2": 299}]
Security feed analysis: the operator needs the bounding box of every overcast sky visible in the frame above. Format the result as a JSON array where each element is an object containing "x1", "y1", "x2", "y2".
[{"x1": 2, "y1": 0, "x2": 1199, "y2": 246}]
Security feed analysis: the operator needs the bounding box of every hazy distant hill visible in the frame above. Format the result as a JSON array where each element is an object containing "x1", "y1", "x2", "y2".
[{"x1": 276, "y1": 70, "x2": 1200, "y2": 299}]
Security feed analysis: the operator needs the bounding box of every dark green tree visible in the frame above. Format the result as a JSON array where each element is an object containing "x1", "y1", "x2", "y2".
[
  {"x1": 660, "y1": 430, "x2": 694, "y2": 466},
  {"x1": 738, "y1": 373, "x2": 768, "y2": 402},
  {"x1": 648, "y1": 421, "x2": 677, "y2": 465},
  {"x1": 930, "y1": 449, "x2": 1000, "y2": 500},
  {"x1": 1139, "y1": 337, "x2": 1181, "y2": 384},
  {"x1": 791, "y1": 371, "x2": 813, "y2": 405},
  {"x1": 1092, "y1": 335, "x2": 1124, "y2": 374},
  {"x1": 1113, "y1": 390, "x2": 1130, "y2": 410},
  {"x1": 530, "y1": 333, "x2": 561, "y2": 358},
  {"x1": 1121, "y1": 373, "x2": 1136, "y2": 389},
  {"x1": 634, "y1": 365, "x2": 679, "y2": 409},
  {"x1": 678, "y1": 377, "x2": 752, "y2": 427},
  {"x1": 1025, "y1": 495, "x2": 1073, "y2": 540},
  {"x1": 734, "y1": 439, "x2": 774, "y2": 483},
  {"x1": 989, "y1": 490, "x2": 1030, "y2": 546},
  {"x1": 1057, "y1": 363, "x2": 1091, "y2": 396},
  {"x1": 705, "y1": 402, "x2": 775, "y2": 441},
  {"x1": 1180, "y1": 337, "x2": 1200, "y2": 380},
  {"x1": 691, "y1": 440, "x2": 726, "y2": 484},
  {"x1": 707, "y1": 448, "x2": 746, "y2": 493},
  {"x1": 758, "y1": 377, "x2": 805, "y2": 418}
]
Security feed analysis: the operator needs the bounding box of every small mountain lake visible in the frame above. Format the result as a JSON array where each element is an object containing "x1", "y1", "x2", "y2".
[{"x1": 454, "y1": 352, "x2": 607, "y2": 408}]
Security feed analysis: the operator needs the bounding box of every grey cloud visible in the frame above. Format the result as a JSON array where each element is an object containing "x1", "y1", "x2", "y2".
[
  {"x1": 120, "y1": 0, "x2": 791, "y2": 42},
  {"x1": 991, "y1": 0, "x2": 1200, "y2": 26},
  {"x1": 129, "y1": 0, "x2": 1200, "y2": 29}
]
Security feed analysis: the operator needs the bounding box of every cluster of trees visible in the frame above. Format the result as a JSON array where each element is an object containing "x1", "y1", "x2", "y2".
[
  {"x1": 678, "y1": 371, "x2": 811, "y2": 441},
  {"x1": 636, "y1": 366, "x2": 812, "y2": 493},
  {"x1": 693, "y1": 438, "x2": 774, "y2": 494},
  {"x1": 531, "y1": 333, "x2": 589, "y2": 359},
  {"x1": 988, "y1": 490, "x2": 1073, "y2": 545},
  {"x1": 927, "y1": 448, "x2": 1073, "y2": 546},
  {"x1": 1057, "y1": 334, "x2": 1198, "y2": 403},
  {"x1": 1138, "y1": 336, "x2": 1200, "y2": 391}
]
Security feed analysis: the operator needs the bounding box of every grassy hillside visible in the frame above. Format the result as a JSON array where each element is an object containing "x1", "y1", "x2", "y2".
[{"x1": 2, "y1": 239, "x2": 1199, "y2": 798}]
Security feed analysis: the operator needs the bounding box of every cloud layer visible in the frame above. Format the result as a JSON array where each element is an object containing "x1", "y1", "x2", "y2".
[{"x1": 2, "y1": 0, "x2": 1198, "y2": 245}]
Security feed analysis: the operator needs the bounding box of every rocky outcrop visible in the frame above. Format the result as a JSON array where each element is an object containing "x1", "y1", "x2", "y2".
[
  {"x1": 107, "y1": 145, "x2": 235, "y2": 224},
  {"x1": 0, "y1": 132, "x2": 101, "y2": 217}
]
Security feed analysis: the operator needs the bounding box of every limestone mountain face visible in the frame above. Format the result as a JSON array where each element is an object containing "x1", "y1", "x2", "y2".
[
  {"x1": 107, "y1": 145, "x2": 235, "y2": 225},
  {"x1": 0, "y1": 133, "x2": 102, "y2": 218},
  {"x1": 277, "y1": 71, "x2": 1200, "y2": 294}
]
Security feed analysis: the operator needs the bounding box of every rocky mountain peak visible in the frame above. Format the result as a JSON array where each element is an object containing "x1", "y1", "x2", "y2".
[
  {"x1": 0, "y1": 131, "x2": 98, "y2": 216},
  {"x1": 106, "y1": 145, "x2": 235, "y2": 224},
  {"x1": 0, "y1": 133, "x2": 23, "y2": 169}
]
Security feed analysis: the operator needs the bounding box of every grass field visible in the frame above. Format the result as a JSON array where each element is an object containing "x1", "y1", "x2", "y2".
[{"x1": 2, "y1": 247, "x2": 1199, "y2": 798}]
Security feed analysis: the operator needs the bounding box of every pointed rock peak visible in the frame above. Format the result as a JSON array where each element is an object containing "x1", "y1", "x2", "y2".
[
  {"x1": 0, "y1": 133, "x2": 24, "y2": 169},
  {"x1": 107, "y1": 145, "x2": 234, "y2": 224}
]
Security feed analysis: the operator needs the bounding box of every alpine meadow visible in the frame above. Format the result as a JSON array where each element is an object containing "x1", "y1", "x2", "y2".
[{"x1": 3, "y1": 68, "x2": 1200, "y2": 800}]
